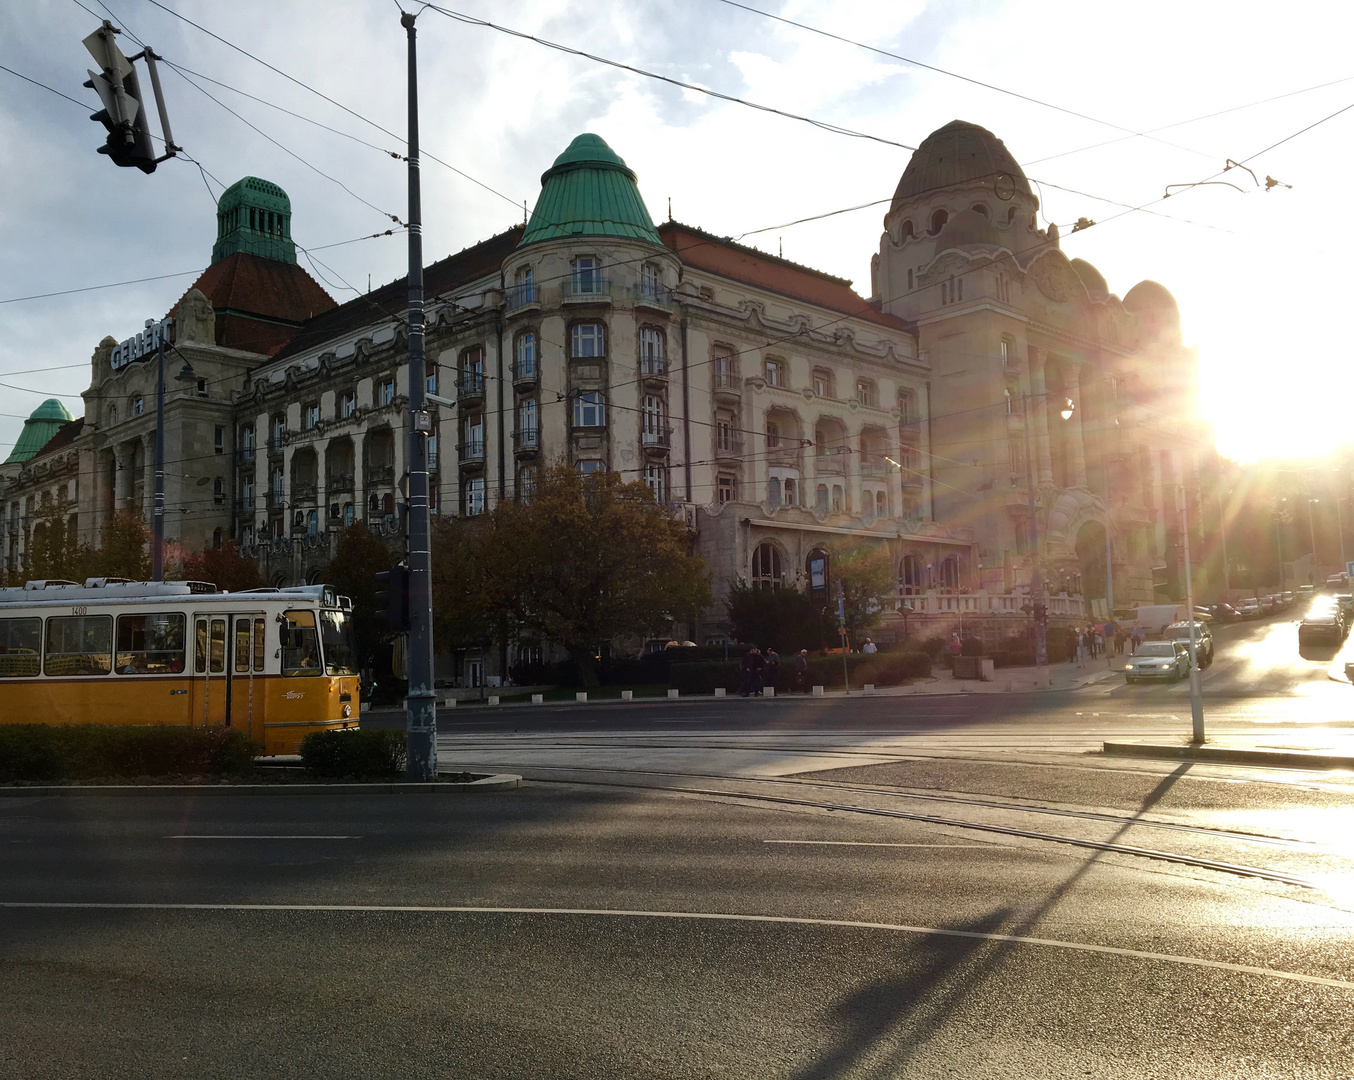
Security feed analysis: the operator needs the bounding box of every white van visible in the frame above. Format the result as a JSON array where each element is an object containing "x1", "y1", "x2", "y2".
[{"x1": 1135, "y1": 604, "x2": 1187, "y2": 639}]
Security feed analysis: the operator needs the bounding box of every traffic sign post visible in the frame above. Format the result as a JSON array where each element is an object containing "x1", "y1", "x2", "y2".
[{"x1": 837, "y1": 581, "x2": 849, "y2": 694}]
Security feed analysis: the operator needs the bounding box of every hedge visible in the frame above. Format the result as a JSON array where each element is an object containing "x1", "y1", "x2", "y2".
[
  {"x1": 0, "y1": 724, "x2": 258, "y2": 784},
  {"x1": 667, "y1": 651, "x2": 931, "y2": 695},
  {"x1": 299, "y1": 729, "x2": 406, "y2": 779}
]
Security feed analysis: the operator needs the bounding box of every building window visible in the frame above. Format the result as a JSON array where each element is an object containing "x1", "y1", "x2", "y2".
[
  {"x1": 764, "y1": 358, "x2": 783, "y2": 387},
  {"x1": 640, "y1": 263, "x2": 662, "y2": 298},
  {"x1": 856, "y1": 379, "x2": 877, "y2": 407},
  {"x1": 1000, "y1": 339, "x2": 1010, "y2": 367},
  {"x1": 767, "y1": 477, "x2": 781, "y2": 509},
  {"x1": 379, "y1": 379, "x2": 396, "y2": 406},
  {"x1": 573, "y1": 391, "x2": 606, "y2": 429},
  {"x1": 240, "y1": 424, "x2": 255, "y2": 461},
  {"x1": 644, "y1": 463, "x2": 667, "y2": 503},
  {"x1": 898, "y1": 390, "x2": 916, "y2": 424},
  {"x1": 464, "y1": 476, "x2": 485, "y2": 517},
  {"x1": 929, "y1": 209, "x2": 948, "y2": 235},
  {"x1": 752, "y1": 542, "x2": 782, "y2": 587},
  {"x1": 340, "y1": 391, "x2": 356, "y2": 418},
  {"x1": 428, "y1": 429, "x2": 439, "y2": 471},
  {"x1": 303, "y1": 403, "x2": 319, "y2": 430},
  {"x1": 900, "y1": 554, "x2": 922, "y2": 595},
  {"x1": 214, "y1": 426, "x2": 225, "y2": 454},
  {"x1": 426, "y1": 367, "x2": 438, "y2": 395},
  {"x1": 307, "y1": 510, "x2": 318, "y2": 538},
  {"x1": 783, "y1": 478, "x2": 797, "y2": 506},
  {"x1": 518, "y1": 398, "x2": 538, "y2": 441},
  {"x1": 213, "y1": 477, "x2": 225, "y2": 506},
  {"x1": 196, "y1": 378, "x2": 208, "y2": 398},
  {"x1": 570, "y1": 256, "x2": 603, "y2": 295},
  {"x1": 712, "y1": 348, "x2": 735, "y2": 390},
  {"x1": 519, "y1": 466, "x2": 537, "y2": 503},
  {"x1": 577, "y1": 459, "x2": 604, "y2": 476},
  {"x1": 939, "y1": 555, "x2": 961, "y2": 591},
  {"x1": 343, "y1": 503, "x2": 354, "y2": 527},
  {"x1": 716, "y1": 419, "x2": 735, "y2": 453},
  {"x1": 811, "y1": 369, "x2": 833, "y2": 398},
  {"x1": 271, "y1": 414, "x2": 286, "y2": 447},
  {"x1": 907, "y1": 268, "x2": 914, "y2": 291},
  {"x1": 816, "y1": 484, "x2": 829, "y2": 514},
  {"x1": 132, "y1": 397, "x2": 144, "y2": 417},
  {"x1": 640, "y1": 328, "x2": 666, "y2": 377},
  {"x1": 108, "y1": 404, "x2": 118, "y2": 426},
  {"x1": 242, "y1": 524, "x2": 254, "y2": 547},
  {"x1": 462, "y1": 414, "x2": 484, "y2": 459},
  {"x1": 516, "y1": 331, "x2": 537, "y2": 378},
  {"x1": 832, "y1": 485, "x2": 844, "y2": 513},
  {"x1": 717, "y1": 475, "x2": 736, "y2": 504},
  {"x1": 271, "y1": 466, "x2": 284, "y2": 498},
  {"x1": 766, "y1": 420, "x2": 779, "y2": 448},
  {"x1": 572, "y1": 322, "x2": 605, "y2": 359},
  {"x1": 642, "y1": 395, "x2": 666, "y2": 443}
]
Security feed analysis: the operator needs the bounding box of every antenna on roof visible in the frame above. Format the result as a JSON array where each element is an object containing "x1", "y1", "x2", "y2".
[
  {"x1": 523, "y1": 200, "x2": 528, "y2": 225},
  {"x1": 667, "y1": 196, "x2": 672, "y2": 221},
  {"x1": 779, "y1": 237, "x2": 783, "y2": 258}
]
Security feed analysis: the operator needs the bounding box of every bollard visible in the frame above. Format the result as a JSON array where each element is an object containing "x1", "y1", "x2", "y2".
[
  {"x1": 444, "y1": 697, "x2": 456, "y2": 709},
  {"x1": 488, "y1": 695, "x2": 500, "y2": 706},
  {"x1": 621, "y1": 690, "x2": 633, "y2": 701},
  {"x1": 812, "y1": 685, "x2": 825, "y2": 697},
  {"x1": 531, "y1": 693, "x2": 544, "y2": 704},
  {"x1": 863, "y1": 683, "x2": 875, "y2": 696},
  {"x1": 764, "y1": 686, "x2": 775, "y2": 698},
  {"x1": 668, "y1": 689, "x2": 679, "y2": 699},
  {"x1": 714, "y1": 688, "x2": 726, "y2": 698},
  {"x1": 576, "y1": 691, "x2": 588, "y2": 703}
]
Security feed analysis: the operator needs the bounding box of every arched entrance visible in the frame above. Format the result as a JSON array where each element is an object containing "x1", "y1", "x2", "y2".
[{"x1": 1075, "y1": 520, "x2": 1108, "y2": 605}]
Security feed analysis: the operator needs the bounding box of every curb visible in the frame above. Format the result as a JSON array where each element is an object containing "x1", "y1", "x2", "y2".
[
  {"x1": 0, "y1": 774, "x2": 524, "y2": 798},
  {"x1": 1103, "y1": 743, "x2": 1354, "y2": 771}
]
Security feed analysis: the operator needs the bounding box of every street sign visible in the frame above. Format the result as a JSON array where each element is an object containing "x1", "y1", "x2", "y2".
[{"x1": 1346, "y1": 560, "x2": 1354, "y2": 581}]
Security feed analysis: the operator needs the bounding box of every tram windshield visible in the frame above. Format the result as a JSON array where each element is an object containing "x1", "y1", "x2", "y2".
[
  {"x1": 319, "y1": 609, "x2": 359, "y2": 676},
  {"x1": 281, "y1": 610, "x2": 323, "y2": 677}
]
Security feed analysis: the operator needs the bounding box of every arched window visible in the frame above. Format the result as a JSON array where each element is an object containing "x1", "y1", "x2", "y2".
[
  {"x1": 900, "y1": 219, "x2": 915, "y2": 241},
  {"x1": 938, "y1": 555, "x2": 961, "y2": 591},
  {"x1": 368, "y1": 493, "x2": 380, "y2": 515},
  {"x1": 515, "y1": 331, "x2": 536, "y2": 379},
  {"x1": 753, "y1": 542, "x2": 782, "y2": 587},
  {"x1": 766, "y1": 420, "x2": 779, "y2": 448},
  {"x1": 212, "y1": 528, "x2": 223, "y2": 550},
  {"x1": 971, "y1": 203, "x2": 990, "y2": 218},
  {"x1": 900, "y1": 554, "x2": 922, "y2": 595},
  {"x1": 343, "y1": 503, "x2": 354, "y2": 526},
  {"x1": 108, "y1": 404, "x2": 117, "y2": 426},
  {"x1": 307, "y1": 510, "x2": 318, "y2": 538},
  {"x1": 876, "y1": 491, "x2": 888, "y2": 519},
  {"x1": 929, "y1": 209, "x2": 948, "y2": 235},
  {"x1": 816, "y1": 484, "x2": 829, "y2": 514},
  {"x1": 382, "y1": 493, "x2": 394, "y2": 514}
]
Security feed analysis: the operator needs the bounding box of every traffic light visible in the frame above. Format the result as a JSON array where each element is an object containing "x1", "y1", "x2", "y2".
[
  {"x1": 1151, "y1": 564, "x2": 1170, "y2": 596},
  {"x1": 374, "y1": 563, "x2": 410, "y2": 632},
  {"x1": 1033, "y1": 602, "x2": 1047, "y2": 627},
  {"x1": 82, "y1": 21, "x2": 174, "y2": 174}
]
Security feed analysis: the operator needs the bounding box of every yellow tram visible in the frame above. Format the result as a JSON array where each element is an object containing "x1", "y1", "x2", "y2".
[{"x1": 0, "y1": 578, "x2": 360, "y2": 755}]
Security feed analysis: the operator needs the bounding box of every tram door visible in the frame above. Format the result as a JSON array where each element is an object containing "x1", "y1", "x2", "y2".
[{"x1": 192, "y1": 612, "x2": 266, "y2": 743}]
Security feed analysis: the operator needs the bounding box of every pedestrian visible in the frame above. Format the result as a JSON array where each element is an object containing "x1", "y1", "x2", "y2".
[
  {"x1": 948, "y1": 634, "x2": 962, "y2": 664},
  {"x1": 1076, "y1": 628, "x2": 1087, "y2": 667},
  {"x1": 1130, "y1": 621, "x2": 1144, "y2": 653},
  {"x1": 793, "y1": 648, "x2": 810, "y2": 693},
  {"x1": 763, "y1": 647, "x2": 780, "y2": 692},
  {"x1": 861, "y1": 637, "x2": 877, "y2": 655},
  {"x1": 739, "y1": 646, "x2": 764, "y2": 697},
  {"x1": 1065, "y1": 625, "x2": 1078, "y2": 663}
]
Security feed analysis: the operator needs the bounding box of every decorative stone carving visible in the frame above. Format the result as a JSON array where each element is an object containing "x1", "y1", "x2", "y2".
[
  {"x1": 174, "y1": 288, "x2": 215, "y2": 344},
  {"x1": 1028, "y1": 253, "x2": 1080, "y2": 304}
]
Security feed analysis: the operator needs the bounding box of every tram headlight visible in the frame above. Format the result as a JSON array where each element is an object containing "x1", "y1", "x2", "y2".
[{"x1": 342, "y1": 704, "x2": 352, "y2": 718}]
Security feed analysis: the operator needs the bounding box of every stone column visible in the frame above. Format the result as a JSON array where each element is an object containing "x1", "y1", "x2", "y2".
[
  {"x1": 352, "y1": 430, "x2": 367, "y2": 523},
  {"x1": 1028, "y1": 348, "x2": 1054, "y2": 488},
  {"x1": 1065, "y1": 363, "x2": 1088, "y2": 489}
]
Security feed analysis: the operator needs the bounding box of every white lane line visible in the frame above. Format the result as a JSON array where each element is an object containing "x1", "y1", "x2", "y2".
[
  {"x1": 764, "y1": 840, "x2": 991, "y2": 848},
  {"x1": 2, "y1": 902, "x2": 1347, "y2": 990},
  {"x1": 164, "y1": 835, "x2": 359, "y2": 840}
]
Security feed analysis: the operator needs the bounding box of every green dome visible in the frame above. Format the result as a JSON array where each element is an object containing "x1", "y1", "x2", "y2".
[
  {"x1": 212, "y1": 176, "x2": 296, "y2": 265},
  {"x1": 4, "y1": 398, "x2": 74, "y2": 464},
  {"x1": 519, "y1": 134, "x2": 660, "y2": 246}
]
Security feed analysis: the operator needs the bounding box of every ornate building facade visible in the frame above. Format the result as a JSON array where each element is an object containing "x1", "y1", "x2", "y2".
[{"x1": 3, "y1": 121, "x2": 1208, "y2": 662}]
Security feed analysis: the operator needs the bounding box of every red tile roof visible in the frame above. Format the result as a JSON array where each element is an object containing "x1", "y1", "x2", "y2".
[
  {"x1": 658, "y1": 222, "x2": 912, "y2": 332},
  {"x1": 170, "y1": 253, "x2": 338, "y2": 356}
]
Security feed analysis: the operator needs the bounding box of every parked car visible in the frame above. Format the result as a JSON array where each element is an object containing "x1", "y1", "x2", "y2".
[
  {"x1": 1258, "y1": 595, "x2": 1276, "y2": 615},
  {"x1": 1192, "y1": 607, "x2": 1214, "y2": 623},
  {"x1": 1281, "y1": 591, "x2": 1295, "y2": 608},
  {"x1": 1125, "y1": 640, "x2": 1192, "y2": 683},
  {"x1": 1235, "y1": 598, "x2": 1260, "y2": 619},
  {"x1": 1297, "y1": 584, "x2": 1316, "y2": 601},
  {"x1": 1336, "y1": 594, "x2": 1354, "y2": 623},
  {"x1": 1163, "y1": 621, "x2": 1214, "y2": 667},
  {"x1": 1298, "y1": 611, "x2": 1345, "y2": 647},
  {"x1": 1327, "y1": 573, "x2": 1349, "y2": 590},
  {"x1": 1210, "y1": 603, "x2": 1238, "y2": 623}
]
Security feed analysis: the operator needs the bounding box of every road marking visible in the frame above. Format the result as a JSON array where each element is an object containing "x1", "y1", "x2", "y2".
[
  {"x1": 164, "y1": 835, "x2": 359, "y2": 840},
  {"x1": 764, "y1": 840, "x2": 991, "y2": 848},
  {"x1": 2, "y1": 902, "x2": 1348, "y2": 990}
]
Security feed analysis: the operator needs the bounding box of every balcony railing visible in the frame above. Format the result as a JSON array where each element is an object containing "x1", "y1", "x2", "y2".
[
  {"x1": 456, "y1": 372, "x2": 485, "y2": 399},
  {"x1": 561, "y1": 276, "x2": 612, "y2": 301},
  {"x1": 267, "y1": 490, "x2": 286, "y2": 511},
  {"x1": 327, "y1": 474, "x2": 354, "y2": 493},
  {"x1": 714, "y1": 437, "x2": 744, "y2": 458},
  {"x1": 512, "y1": 361, "x2": 538, "y2": 386},
  {"x1": 634, "y1": 283, "x2": 674, "y2": 307},
  {"x1": 713, "y1": 371, "x2": 741, "y2": 394},
  {"x1": 364, "y1": 465, "x2": 395, "y2": 485},
  {"x1": 236, "y1": 447, "x2": 256, "y2": 465},
  {"x1": 642, "y1": 427, "x2": 673, "y2": 450},
  {"x1": 641, "y1": 357, "x2": 668, "y2": 379},
  {"x1": 504, "y1": 282, "x2": 540, "y2": 310},
  {"x1": 514, "y1": 428, "x2": 540, "y2": 453},
  {"x1": 458, "y1": 440, "x2": 486, "y2": 463},
  {"x1": 292, "y1": 482, "x2": 318, "y2": 503}
]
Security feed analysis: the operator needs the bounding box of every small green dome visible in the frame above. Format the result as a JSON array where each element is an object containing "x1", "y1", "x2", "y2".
[
  {"x1": 519, "y1": 134, "x2": 660, "y2": 247},
  {"x1": 4, "y1": 398, "x2": 74, "y2": 464},
  {"x1": 212, "y1": 176, "x2": 296, "y2": 265}
]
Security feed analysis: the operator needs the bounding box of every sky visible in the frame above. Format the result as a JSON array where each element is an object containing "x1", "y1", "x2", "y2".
[{"x1": 3, "y1": 0, "x2": 1353, "y2": 465}]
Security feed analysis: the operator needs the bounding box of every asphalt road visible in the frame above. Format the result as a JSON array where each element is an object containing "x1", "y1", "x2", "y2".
[{"x1": 5, "y1": 609, "x2": 1354, "y2": 1078}]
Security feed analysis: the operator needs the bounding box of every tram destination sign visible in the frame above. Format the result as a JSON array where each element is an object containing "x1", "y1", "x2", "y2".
[{"x1": 109, "y1": 317, "x2": 173, "y2": 371}]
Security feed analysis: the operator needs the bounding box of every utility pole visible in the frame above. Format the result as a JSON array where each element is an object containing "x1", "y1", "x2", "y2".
[
  {"x1": 1218, "y1": 488, "x2": 1231, "y2": 596},
  {"x1": 402, "y1": 10, "x2": 436, "y2": 780},
  {"x1": 1179, "y1": 485, "x2": 1204, "y2": 743},
  {"x1": 1021, "y1": 393, "x2": 1048, "y2": 682},
  {"x1": 151, "y1": 321, "x2": 165, "y2": 581}
]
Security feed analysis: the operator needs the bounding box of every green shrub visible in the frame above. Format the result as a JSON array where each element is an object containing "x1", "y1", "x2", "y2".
[
  {"x1": 0, "y1": 724, "x2": 259, "y2": 784},
  {"x1": 299, "y1": 729, "x2": 406, "y2": 779},
  {"x1": 960, "y1": 635, "x2": 985, "y2": 657}
]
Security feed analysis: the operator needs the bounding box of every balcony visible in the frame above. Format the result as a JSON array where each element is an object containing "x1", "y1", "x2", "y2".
[
  {"x1": 458, "y1": 440, "x2": 486, "y2": 468},
  {"x1": 266, "y1": 436, "x2": 286, "y2": 456},
  {"x1": 901, "y1": 473, "x2": 924, "y2": 490},
  {"x1": 292, "y1": 482, "x2": 318, "y2": 504},
  {"x1": 633, "y1": 283, "x2": 674, "y2": 311},
  {"x1": 327, "y1": 473, "x2": 354, "y2": 493},
  {"x1": 712, "y1": 371, "x2": 741, "y2": 400},
  {"x1": 236, "y1": 447, "x2": 256, "y2": 465},
  {"x1": 642, "y1": 427, "x2": 673, "y2": 455},
  {"x1": 640, "y1": 356, "x2": 668, "y2": 386},
  {"x1": 899, "y1": 419, "x2": 922, "y2": 445},
  {"x1": 266, "y1": 490, "x2": 286, "y2": 512},
  {"x1": 714, "y1": 437, "x2": 744, "y2": 459},
  {"x1": 504, "y1": 282, "x2": 540, "y2": 312},
  {"x1": 512, "y1": 361, "x2": 538, "y2": 389},
  {"x1": 456, "y1": 372, "x2": 485, "y2": 402},
  {"x1": 561, "y1": 276, "x2": 612, "y2": 303},
  {"x1": 859, "y1": 454, "x2": 887, "y2": 477},
  {"x1": 364, "y1": 465, "x2": 395, "y2": 486},
  {"x1": 514, "y1": 428, "x2": 541, "y2": 456}
]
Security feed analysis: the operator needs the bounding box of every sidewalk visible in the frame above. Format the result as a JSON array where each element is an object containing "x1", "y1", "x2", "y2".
[
  {"x1": 1104, "y1": 733, "x2": 1354, "y2": 771},
  {"x1": 872, "y1": 661, "x2": 1120, "y2": 696}
]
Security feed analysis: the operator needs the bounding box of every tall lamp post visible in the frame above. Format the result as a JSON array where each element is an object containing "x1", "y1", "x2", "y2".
[{"x1": 1021, "y1": 393, "x2": 1048, "y2": 682}]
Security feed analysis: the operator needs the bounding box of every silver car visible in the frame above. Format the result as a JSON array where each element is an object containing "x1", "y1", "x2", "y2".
[{"x1": 1125, "y1": 640, "x2": 1191, "y2": 683}]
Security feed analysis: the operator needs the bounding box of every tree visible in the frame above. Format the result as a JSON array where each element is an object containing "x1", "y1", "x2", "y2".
[
  {"x1": 180, "y1": 544, "x2": 265, "y2": 593},
  {"x1": 482, "y1": 463, "x2": 711, "y2": 685},
  {"x1": 321, "y1": 525, "x2": 397, "y2": 668},
  {"x1": 725, "y1": 580, "x2": 816, "y2": 654},
  {"x1": 84, "y1": 511, "x2": 150, "y2": 581},
  {"x1": 429, "y1": 516, "x2": 507, "y2": 653},
  {"x1": 827, "y1": 537, "x2": 896, "y2": 641},
  {"x1": 26, "y1": 503, "x2": 82, "y2": 581}
]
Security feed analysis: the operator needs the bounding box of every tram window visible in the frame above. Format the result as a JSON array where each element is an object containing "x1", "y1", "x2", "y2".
[
  {"x1": 320, "y1": 609, "x2": 359, "y2": 676},
  {"x1": 281, "y1": 610, "x2": 322, "y2": 677},
  {"x1": 253, "y1": 618, "x2": 266, "y2": 671},
  {"x1": 210, "y1": 619, "x2": 226, "y2": 674},
  {"x1": 0, "y1": 617, "x2": 41, "y2": 677},
  {"x1": 195, "y1": 619, "x2": 207, "y2": 673},
  {"x1": 234, "y1": 620, "x2": 251, "y2": 673},
  {"x1": 44, "y1": 615, "x2": 112, "y2": 677},
  {"x1": 115, "y1": 614, "x2": 186, "y2": 675}
]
